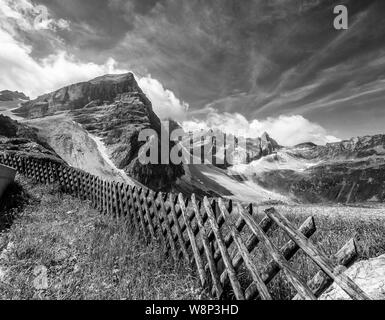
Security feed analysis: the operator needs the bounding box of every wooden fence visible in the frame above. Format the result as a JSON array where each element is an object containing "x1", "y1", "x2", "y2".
[{"x1": 0, "y1": 152, "x2": 370, "y2": 300}]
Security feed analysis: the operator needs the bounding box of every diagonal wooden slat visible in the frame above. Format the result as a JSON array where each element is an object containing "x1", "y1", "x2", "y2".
[
  {"x1": 245, "y1": 215, "x2": 316, "y2": 300},
  {"x1": 293, "y1": 237, "x2": 359, "y2": 300},
  {"x1": 203, "y1": 197, "x2": 245, "y2": 300},
  {"x1": 218, "y1": 199, "x2": 272, "y2": 300},
  {"x1": 219, "y1": 215, "x2": 273, "y2": 287},
  {"x1": 127, "y1": 186, "x2": 141, "y2": 233},
  {"x1": 238, "y1": 203, "x2": 316, "y2": 300},
  {"x1": 169, "y1": 193, "x2": 190, "y2": 263},
  {"x1": 158, "y1": 192, "x2": 178, "y2": 261},
  {"x1": 265, "y1": 207, "x2": 370, "y2": 301},
  {"x1": 133, "y1": 187, "x2": 150, "y2": 242},
  {"x1": 141, "y1": 189, "x2": 156, "y2": 239},
  {"x1": 178, "y1": 193, "x2": 206, "y2": 286},
  {"x1": 191, "y1": 194, "x2": 223, "y2": 298},
  {"x1": 148, "y1": 191, "x2": 169, "y2": 253}
]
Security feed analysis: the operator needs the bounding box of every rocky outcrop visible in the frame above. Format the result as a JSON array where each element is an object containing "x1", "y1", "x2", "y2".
[
  {"x1": 0, "y1": 115, "x2": 62, "y2": 162},
  {"x1": 0, "y1": 90, "x2": 29, "y2": 102},
  {"x1": 71, "y1": 91, "x2": 184, "y2": 190},
  {"x1": 247, "y1": 132, "x2": 280, "y2": 162},
  {"x1": 320, "y1": 254, "x2": 385, "y2": 300}
]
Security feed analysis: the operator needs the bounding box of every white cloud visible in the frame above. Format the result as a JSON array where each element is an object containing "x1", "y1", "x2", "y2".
[
  {"x1": 0, "y1": 25, "x2": 188, "y2": 119},
  {"x1": 0, "y1": 0, "x2": 70, "y2": 32},
  {"x1": 0, "y1": 28, "x2": 126, "y2": 98},
  {"x1": 138, "y1": 76, "x2": 189, "y2": 121},
  {"x1": 183, "y1": 112, "x2": 340, "y2": 146},
  {"x1": 0, "y1": 0, "x2": 189, "y2": 122}
]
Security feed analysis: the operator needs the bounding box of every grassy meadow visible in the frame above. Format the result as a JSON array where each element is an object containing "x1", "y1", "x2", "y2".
[{"x1": 0, "y1": 176, "x2": 204, "y2": 300}]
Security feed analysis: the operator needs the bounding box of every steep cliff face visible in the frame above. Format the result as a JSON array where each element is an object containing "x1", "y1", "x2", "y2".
[
  {"x1": 14, "y1": 74, "x2": 145, "y2": 118},
  {"x1": 12, "y1": 73, "x2": 184, "y2": 191}
]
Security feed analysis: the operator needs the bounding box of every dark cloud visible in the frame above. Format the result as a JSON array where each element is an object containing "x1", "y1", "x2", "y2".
[{"x1": 25, "y1": 0, "x2": 385, "y2": 138}]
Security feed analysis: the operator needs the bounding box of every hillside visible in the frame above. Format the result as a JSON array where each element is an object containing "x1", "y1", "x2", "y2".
[{"x1": 0, "y1": 114, "x2": 62, "y2": 163}]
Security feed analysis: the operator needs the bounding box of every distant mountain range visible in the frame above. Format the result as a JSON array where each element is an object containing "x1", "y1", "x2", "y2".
[
  {"x1": 0, "y1": 90, "x2": 29, "y2": 102},
  {"x1": 1, "y1": 73, "x2": 384, "y2": 204},
  {"x1": 232, "y1": 135, "x2": 385, "y2": 203}
]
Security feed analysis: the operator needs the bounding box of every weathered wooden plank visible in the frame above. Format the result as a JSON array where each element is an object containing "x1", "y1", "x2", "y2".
[
  {"x1": 112, "y1": 182, "x2": 119, "y2": 218},
  {"x1": 178, "y1": 193, "x2": 206, "y2": 286},
  {"x1": 148, "y1": 191, "x2": 169, "y2": 253},
  {"x1": 265, "y1": 207, "x2": 370, "y2": 300},
  {"x1": 203, "y1": 197, "x2": 244, "y2": 300},
  {"x1": 133, "y1": 187, "x2": 150, "y2": 241},
  {"x1": 122, "y1": 184, "x2": 133, "y2": 227},
  {"x1": 245, "y1": 215, "x2": 316, "y2": 300},
  {"x1": 109, "y1": 181, "x2": 114, "y2": 216},
  {"x1": 97, "y1": 178, "x2": 101, "y2": 210},
  {"x1": 191, "y1": 194, "x2": 223, "y2": 298},
  {"x1": 218, "y1": 199, "x2": 272, "y2": 300},
  {"x1": 140, "y1": 189, "x2": 156, "y2": 239},
  {"x1": 158, "y1": 192, "x2": 178, "y2": 261},
  {"x1": 238, "y1": 203, "x2": 316, "y2": 300},
  {"x1": 147, "y1": 193, "x2": 182, "y2": 251},
  {"x1": 103, "y1": 180, "x2": 108, "y2": 215},
  {"x1": 105, "y1": 181, "x2": 110, "y2": 215},
  {"x1": 293, "y1": 237, "x2": 359, "y2": 300},
  {"x1": 218, "y1": 215, "x2": 274, "y2": 287},
  {"x1": 86, "y1": 173, "x2": 91, "y2": 201},
  {"x1": 116, "y1": 182, "x2": 124, "y2": 219},
  {"x1": 169, "y1": 193, "x2": 190, "y2": 263},
  {"x1": 127, "y1": 186, "x2": 141, "y2": 234}
]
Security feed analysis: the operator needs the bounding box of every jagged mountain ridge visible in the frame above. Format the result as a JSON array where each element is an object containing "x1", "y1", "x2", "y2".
[
  {"x1": 181, "y1": 128, "x2": 279, "y2": 168},
  {"x1": 240, "y1": 134, "x2": 385, "y2": 203}
]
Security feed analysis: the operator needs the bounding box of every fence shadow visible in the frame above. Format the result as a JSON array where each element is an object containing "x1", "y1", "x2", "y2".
[{"x1": 0, "y1": 180, "x2": 29, "y2": 233}]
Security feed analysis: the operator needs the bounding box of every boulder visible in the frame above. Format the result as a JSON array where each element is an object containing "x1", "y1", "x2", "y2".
[{"x1": 320, "y1": 254, "x2": 385, "y2": 300}]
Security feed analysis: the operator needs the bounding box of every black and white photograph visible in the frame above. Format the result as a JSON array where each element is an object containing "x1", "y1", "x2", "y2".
[{"x1": 0, "y1": 0, "x2": 385, "y2": 307}]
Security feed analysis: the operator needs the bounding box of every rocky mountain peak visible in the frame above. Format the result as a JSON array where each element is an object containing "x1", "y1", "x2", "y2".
[
  {"x1": 8, "y1": 73, "x2": 185, "y2": 191},
  {"x1": 14, "y1": 72, "x2": 150, "y2": 118},
  {"x1": 261, "y1": 131, "x2": 270, "y2": 140}
]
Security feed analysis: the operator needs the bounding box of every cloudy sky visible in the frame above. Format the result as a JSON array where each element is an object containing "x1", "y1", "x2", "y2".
[{"x1": 1, "y1": 0, "x2": 384, "y2": 145}]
